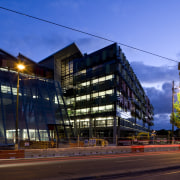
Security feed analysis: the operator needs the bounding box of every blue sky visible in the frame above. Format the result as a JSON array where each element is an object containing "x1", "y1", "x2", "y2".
[{"x1": 0, "y1": 0, "x2": 180, "y2": 130}]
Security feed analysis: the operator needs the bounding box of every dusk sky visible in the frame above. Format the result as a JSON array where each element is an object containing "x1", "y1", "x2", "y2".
[{"x1": 0, "y1": 0, "x2": 180, "y2": 130}]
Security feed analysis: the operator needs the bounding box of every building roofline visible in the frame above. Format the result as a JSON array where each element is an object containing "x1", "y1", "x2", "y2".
[
  {"x1": 18, "y1": 53, "x2": 37, "y2": 65},
  {"x1": 0, "y1": 48, "x2": 17, "y2": 60},
  {"x1": 38, "y1": 42, "x2": 83, "y2": 63},
  {"x1": 87, "y1": 43, "x2": 117, "y2": 57}
]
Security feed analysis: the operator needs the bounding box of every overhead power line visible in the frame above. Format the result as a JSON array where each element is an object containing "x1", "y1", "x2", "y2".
[{"x1": 0, "y1": 6, "x2": 179, "y2": 63}]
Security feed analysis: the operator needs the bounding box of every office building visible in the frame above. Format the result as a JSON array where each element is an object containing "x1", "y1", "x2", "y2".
[
  {"x1": 40, "y1": 43, "x2": 154, "y2": 143},
  {"x1": 0, "y1": 49, "x2": 73, "y2": 146}
]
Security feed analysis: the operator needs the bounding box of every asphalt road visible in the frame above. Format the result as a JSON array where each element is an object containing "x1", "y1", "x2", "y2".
[{"x1": 1, "y1": 151, "x2": 180, "y2": 179}]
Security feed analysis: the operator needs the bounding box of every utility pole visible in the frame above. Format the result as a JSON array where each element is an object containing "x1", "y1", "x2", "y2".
[{"x1": 172, "y1": 80, "x2": 174, "y2": 139}]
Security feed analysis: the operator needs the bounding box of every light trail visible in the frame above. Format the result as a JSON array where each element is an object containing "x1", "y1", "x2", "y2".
[{"x1": 1, "y1": 150, "x2": 180, "y2": 168}]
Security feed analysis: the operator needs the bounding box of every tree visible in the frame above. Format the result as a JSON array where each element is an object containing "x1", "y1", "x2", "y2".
[{"x1": 171, "y1": 93, "x2": 180, "y2": 128}]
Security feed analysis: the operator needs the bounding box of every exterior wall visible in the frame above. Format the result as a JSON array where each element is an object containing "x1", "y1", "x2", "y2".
[
  {"x1": 0, "y1": 43, "x2": 154, "y2": 145},
  {"x1": 115, "y1": 46, "x2": 153, "y2": 134},
  {"x1": 71, "y1": 47, "x2": 117, "y2": 139},
  {"x1": 0, "y1": 69, "x2": 73, "y2": 145},
  {"x1": 38, "y1": 56, "x2": 55, "y2": 70},
  {"x1": 54, "y1": 44, "x2": 83, "y2": 87},
  {"x1": 38, "y1": 43, "x2": 83, "y2": 83},
  {"x1": 64, "y1": 43, "x2": 153, "y2": 142}
]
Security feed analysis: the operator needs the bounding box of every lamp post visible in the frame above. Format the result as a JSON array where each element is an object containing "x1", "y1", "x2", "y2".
[{"x1": 15, "y1": 64, "x2": 25, "y2": 150}]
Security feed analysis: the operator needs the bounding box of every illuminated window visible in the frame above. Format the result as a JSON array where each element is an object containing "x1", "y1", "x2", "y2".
[
  {"x1": 1, "y1": 85, "x2": 14, "y2": 94},
  {"x1": 76, "y1": 109, "x2": 80, "y2": 115},
  {"x1": 54, "y1": 96, "x2": 58, "y2": 104},
  {"x1": 106, "y1": 89, "x2": 113, "y2": 95},
  {"x1": 58, "y1": 95, "x2": 64, "y2": 105},
  {"x1": 96, "y1": 117, "x2": 106, "y2": 121},
  {"x1": 87, "y1": 95, "x2": 90, "y2": 100},
  {"x1": 81, "y1": 82, "x2": 87, "y2": 87},
  {"x1": 106, "y1": 74, "x2": 113, "y2": 80},
  {"x1": 81, "y1": 108, "x2": 87, "y2": 114},
  {"x1": 107, "y1": 116, "x2": 113, "y2": 119},
  {"x1": 81, "y1": 95, "x2": 86, "y2": 100},
  {"x1": 96, "y1": 120, "x2": 106, "y2": 127},
  {"x1": 92, "y1": 107, "x2": 98, "y2": 113},
  {"x1": 76, "y1": 95, "x2": 91, "y2": 101},
  {"x1": 99, "y1": 91, "x2": 105, "y2": 97},
  {"x1": 107, "y1": 120, "x2": 113, "y2": 126},
  {"x1": 66, "y1": 98, "x2": 71, "y2": 105},
  {"x1": 39, "y1": 130, "x2": 49, "y2": 141},
  {"x1": 99, "y1": 106, "x2": 105, "y2": 112},
  {"x1": 92, "y1": 79, "x2": 98, "y2": 84},
  {"x1": 79, "y1": 81, "x2": 90, "y2": 87},
  {"x1": 106, "y1": 105, "x2": 113, "y2": 110},
  {"x1": 92, "y1": 92, "x2": 98, "y2": 98},
  {"x1": 99, "y1": 77, "x2": 105, "y2": 82}
]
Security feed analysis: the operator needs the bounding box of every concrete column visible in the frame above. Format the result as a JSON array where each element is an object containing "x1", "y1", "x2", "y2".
[
  {"x1": 74, "y1": 119, "x2": 78, "y2": 137},
  {"x1": 89, "y1": 118, "x2": 93, "y2": 138},
  {"x1": 113, "y1": 116, "x2": 117, "y2": 144},
  {"x1": 117, "y1": 117, "x2": 121, "y2": 137}
]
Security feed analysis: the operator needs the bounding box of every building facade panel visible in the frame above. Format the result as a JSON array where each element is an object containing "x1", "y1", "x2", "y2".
[
  {"x1": 59, "y1": 43, "x2": 154, "y2": 143},
  {"x1": 0, "y1": 49, "x2": 73, "y2": 146},
  {"x1": 0, "y1": 43, "x2": 154, "y2": 146}
]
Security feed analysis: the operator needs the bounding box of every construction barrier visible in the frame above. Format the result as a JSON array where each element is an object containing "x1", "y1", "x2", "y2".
[
  {"x1": 0, "y1": 150, "x2": 24, "y2": 159},
  {"x1": 19, "y1": 140, "x2": 55, "y2": 149},
  {"x1": 131, "y1": 145, "x2": 144, "y2": 153},
  {"x1": 1, "y1": 145, "x2": 180, "y2": 159},
  {"x1": 24, "y1": 146, "x2": 132, "y2": 158},
  {"x1": 24, "y1": 145, "x2": 180, "y2": 159}
]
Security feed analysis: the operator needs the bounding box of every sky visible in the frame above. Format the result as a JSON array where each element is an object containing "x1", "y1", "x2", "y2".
[{"x1": 0, "y1": 0, "x2": 180, "y2": 130}]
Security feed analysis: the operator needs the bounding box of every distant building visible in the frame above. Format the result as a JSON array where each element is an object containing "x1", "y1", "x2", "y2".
[{"x1": 39, "y1": 43, "x2": 154, "y2": 144}]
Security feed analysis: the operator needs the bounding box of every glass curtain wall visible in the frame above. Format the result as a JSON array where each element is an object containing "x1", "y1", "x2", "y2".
[{"x1": 0, "y1": 69, "x2": 73, "y2": 145}]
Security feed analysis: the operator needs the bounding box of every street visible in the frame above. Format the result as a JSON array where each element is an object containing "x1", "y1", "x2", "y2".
[{"x1": 1, "y1": 151, "x2": 180, "y2": 179}]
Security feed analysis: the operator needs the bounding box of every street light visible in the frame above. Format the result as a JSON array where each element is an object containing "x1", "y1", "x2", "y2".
[{"x1": 15, "y1": 63, "x2": 25, "y2": 150}]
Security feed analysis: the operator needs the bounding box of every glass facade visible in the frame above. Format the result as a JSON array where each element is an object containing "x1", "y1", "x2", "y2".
[
  {"x1": 0, "y1": 42, "x2": 154, "y2": 145},
  {"x1": 56, "y1": 43, "x2": 154, "y2": 143},
  {"x1": 0, "y1": 68, "x2": 73, "y2": 145}
]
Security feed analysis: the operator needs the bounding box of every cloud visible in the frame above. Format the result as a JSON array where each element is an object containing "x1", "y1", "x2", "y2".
[
  {"x1": 144, "y1": 82, "x2": 174, "y2": 130},
  {"x1": 145, "y1": 82, "x2": 172, "y2": 114},
  {"x1": 130, "y1": 61, "x2": 179, "y2": 83},
  {"x1": 153, "y1": 113, "x2": 171, "y2": 130},
  {"x1": 129, "y1": 61, "x2": 179, "y2": 129}
]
